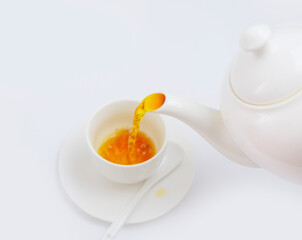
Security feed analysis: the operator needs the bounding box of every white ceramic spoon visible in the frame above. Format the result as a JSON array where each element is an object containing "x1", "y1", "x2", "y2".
[{"x1": 102, "y1": 142, "x2": 184, "y2": 240}]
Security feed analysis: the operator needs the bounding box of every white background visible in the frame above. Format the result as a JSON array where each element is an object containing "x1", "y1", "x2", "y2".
[{"x1": 1, "y1": 0, "x2": 302, "y2": 239}]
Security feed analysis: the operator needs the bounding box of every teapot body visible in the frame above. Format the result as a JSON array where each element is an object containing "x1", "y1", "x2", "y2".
[
  {"x1": 155, "y1": 24, "x2": 302, "y2": 184},
  {"x1": 221, "y1": 71, "x2": 302, "y2": 184}
]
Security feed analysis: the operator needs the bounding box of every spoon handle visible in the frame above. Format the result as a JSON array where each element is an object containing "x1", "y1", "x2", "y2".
[
  {"x1": 102, "y1": 142, "x2": 183, "y2": 240},
  {"x1": 101, "y1": 178, "x2": 155, "y2": 240}
]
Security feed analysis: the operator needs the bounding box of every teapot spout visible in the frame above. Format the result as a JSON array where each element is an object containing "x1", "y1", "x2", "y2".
[{"x1": 153, "y1": 94, "x2": 258, "y2": 168}]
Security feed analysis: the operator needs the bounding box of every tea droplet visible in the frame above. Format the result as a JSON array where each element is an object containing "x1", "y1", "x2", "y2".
[{"x1": 156, "y1": 188, "x2": 167, "y2": 197}]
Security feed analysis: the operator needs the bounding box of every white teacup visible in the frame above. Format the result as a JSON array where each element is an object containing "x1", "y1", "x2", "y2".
[{"x1": 86, "y1": 100, "x2": 167, "y2": 184}]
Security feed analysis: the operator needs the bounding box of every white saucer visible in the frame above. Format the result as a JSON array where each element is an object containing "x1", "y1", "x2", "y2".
[{"x1": 59, "y1": 119, "x2": 195, "y2": 224}]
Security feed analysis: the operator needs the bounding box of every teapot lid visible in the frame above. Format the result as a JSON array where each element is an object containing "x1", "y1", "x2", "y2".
[{"x1": 230, "y1": 24, "x2": 302, "y2": 105}]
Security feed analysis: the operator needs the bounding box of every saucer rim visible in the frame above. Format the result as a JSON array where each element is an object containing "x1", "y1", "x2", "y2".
[{"x1": 59, "y1": 119, "x2": 195, "y2": 224}]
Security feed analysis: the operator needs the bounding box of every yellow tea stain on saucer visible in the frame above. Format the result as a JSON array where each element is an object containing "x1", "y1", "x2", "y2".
[{"x1": 156, "y1": 188, "x2": 167, "y2": 197}]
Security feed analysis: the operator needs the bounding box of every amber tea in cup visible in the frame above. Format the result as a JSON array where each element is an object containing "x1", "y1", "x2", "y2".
[
  {"x1": 97, "y1": 128, "x2": 156, "y2": 165},
  {"x1": 97, "y1": 93, "x2": 165, "y2": 165}
]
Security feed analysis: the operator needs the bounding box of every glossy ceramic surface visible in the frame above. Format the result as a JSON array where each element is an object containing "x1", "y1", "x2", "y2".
[{"x1": 221, "y1": 71, "x2": 302, "y2": 184}]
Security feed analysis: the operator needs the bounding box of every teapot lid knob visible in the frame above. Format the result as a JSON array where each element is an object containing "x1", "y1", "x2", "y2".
[
  {"x1": 232, "y1": 23, "x2": 302, "y2": 105},
  {"x1": 240, "y1": 24, "x2": 271, "y2": 51}
]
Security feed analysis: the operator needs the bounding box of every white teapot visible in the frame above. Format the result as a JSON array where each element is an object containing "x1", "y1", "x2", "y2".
[{"x1": 154, "y1": 24, "x2": 302, "y2": 185}]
